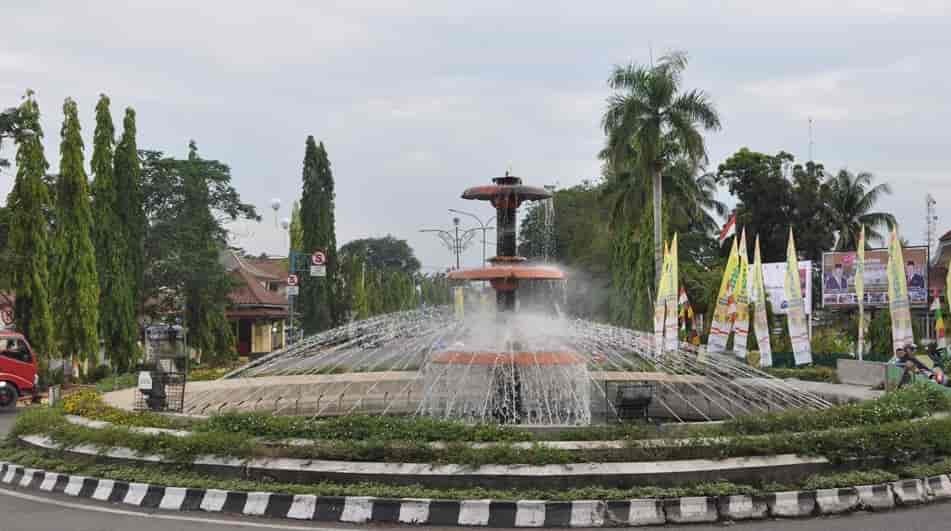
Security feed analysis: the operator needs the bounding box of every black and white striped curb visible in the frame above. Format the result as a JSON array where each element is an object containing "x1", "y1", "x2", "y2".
[{"x1": 2, "y1": 462, "x2": 951, "y2": 526}]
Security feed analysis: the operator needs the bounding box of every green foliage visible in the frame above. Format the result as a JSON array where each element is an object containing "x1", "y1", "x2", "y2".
[
  {"x1": 339, "y1": 236, "x2": 421, "y2": 274},
  {"x1": 94, "y1": 372, "x2": 137, "y2": 393},
  {"x1": 763, "y1": 366, "x2": 838, "y2": 383},
  {"x1": 299, "y1": 137, "x2": 338, "y2": 332},
  {"x1": 141, "y1": 143, "x2": 258, "y2": 363},
  {"x1": 288, "y1": 200, "x2": 303, "y2": 252},
  {"x1": 7, "y1": 91, "x2": 54, "y2": 357},
  {"x1": 715, "y1": 149, "x2": 835, "y2": 263},
  {"x1": 601, "y1": 51, "x2": 721, "y2": 283},
  {"x1": 810, "y1": 327, "x2": 852, "y2": 355},
  {"x1": 801, "y1": 469, "x2": 899, "y2": 490},
  {"x1": 91, "y1": 95, "x2": 138, "y2": 371},
  {"x1": 868, "y1": 308, "x2": 895, "y2": 361},
  {"x1": 60, "y1": 389, "x2": 185, "y2": 430},
  {"x1": 724, "y1": 383, "x2": 951, "y2": 436},
  {"x1": 827, "y1": 170, "x2": 895, "y2": 250},
  {"x1": 200, "y1": 413, "x2": 531, "y2": 443},
  {"x1": 51, "y1": 98, "x2": 100, "y2": 362},
  {"x1": 114, "y1": 109, "x2": 145, "y2": 311}
]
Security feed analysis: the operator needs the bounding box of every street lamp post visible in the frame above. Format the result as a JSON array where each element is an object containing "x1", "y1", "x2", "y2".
[
  {"x1": 420, "y1": 221, "x2": 479, "y2": 270},
  {"x1": 449, "y1": 208, "x2": 496, "y2": 265}
]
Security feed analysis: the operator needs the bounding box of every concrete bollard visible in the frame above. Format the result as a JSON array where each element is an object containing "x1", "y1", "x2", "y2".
[
  {"x1": 891, "y1": 479, "x2": 928, "y2": 506},
  {"x1": 815, "y1": 488, "x2": 860, "y2": 514},
  {"x1": 717, "y1": 494, "x2": 769, "y2": 520},
  {"x1": 855, "y1": 484, "x2": 895, "y2": 511},
  {"x1": 664, "y1": 496, "x2": 718, "y2": 524},
  {"x1": 768, "y1": 491, "x2": 816, "y2": 517}
]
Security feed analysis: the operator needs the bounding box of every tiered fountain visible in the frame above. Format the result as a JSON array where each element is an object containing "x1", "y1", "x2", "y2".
[
  {"x1": 422, "y1": 173, "x2": 588, "y2": 424},
  {"x1": 160, "y1": 172, "x2": 834, "y2": 426}
]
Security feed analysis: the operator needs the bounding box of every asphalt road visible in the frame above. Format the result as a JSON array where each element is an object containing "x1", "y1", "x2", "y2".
[{"x1": 2, "y1": 410, "x2": 951, "y2": 530}]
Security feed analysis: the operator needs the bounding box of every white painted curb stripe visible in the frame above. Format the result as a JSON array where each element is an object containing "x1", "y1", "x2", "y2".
[
  {"x1": 340, "y1": 496, "x2": 373, "y2": 523},
  {"x1": 514, "y1": 500, "x2": 545, "y2": 527},
  {"x1": 286, "y1": 495, "x2": 317, "y2": 520},
  {"x1": 160, "y1": 487, "x2": 188, "y2": 510},
  {"x1": 200, "y1": 489, "x2": 229, "y2": 512},
  {"x1": 458, "y1": 499, "x2": 492, "y2": 526},
  {"x1": 243, "y1": 492, "x2": 272, "y2": 516},
  {"x1": 92, "y1": 479, "x2": 115, "y2": 501},
  {"x1": 397, "y1": 498, "x2": 430, "y2": 524}
]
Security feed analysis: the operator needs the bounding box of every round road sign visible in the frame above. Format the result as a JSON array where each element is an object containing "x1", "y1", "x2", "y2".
[
  {"x1": 287, "y1": 274, "x2": 299, "y2": 287},
  {"x1": 311, "y1": 250, "x2": 327, "y2": 266}
]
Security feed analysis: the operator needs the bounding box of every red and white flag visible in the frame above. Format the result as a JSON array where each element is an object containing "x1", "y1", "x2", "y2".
[{"x1": 719, "y1": 212, "x2": 737, "y2": 247}]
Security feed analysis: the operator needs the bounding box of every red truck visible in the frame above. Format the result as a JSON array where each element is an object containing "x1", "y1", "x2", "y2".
[{"x1": 0, "y1": 330, "x2": 38, "y2": 410}]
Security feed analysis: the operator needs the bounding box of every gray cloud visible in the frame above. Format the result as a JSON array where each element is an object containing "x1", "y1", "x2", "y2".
[{"x1": 1, "y1": 1, "x2": 949, "y2": 271}]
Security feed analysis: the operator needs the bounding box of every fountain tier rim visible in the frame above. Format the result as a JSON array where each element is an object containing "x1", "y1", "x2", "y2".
[
  {"x1": 430, "y1": 351, "x2": 584, "y2": 366},
  {"x1": 446, "y1": 264, "x2": 566, "y2": 281}
]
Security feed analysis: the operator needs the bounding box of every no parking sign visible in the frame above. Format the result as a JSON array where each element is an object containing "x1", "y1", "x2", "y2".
[{"x1": 310, "y1": 250, "x2": 327, "y2": 277}]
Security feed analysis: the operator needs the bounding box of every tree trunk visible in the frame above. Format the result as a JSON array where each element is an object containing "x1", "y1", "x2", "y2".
[{"x1": 653, "y1": 167, "x2": 663, "y2": 287}]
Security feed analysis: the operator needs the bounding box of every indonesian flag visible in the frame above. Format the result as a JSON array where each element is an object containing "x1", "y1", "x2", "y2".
[{"x1": 719, "y1": 211, "x2": 737, "y2": 247}]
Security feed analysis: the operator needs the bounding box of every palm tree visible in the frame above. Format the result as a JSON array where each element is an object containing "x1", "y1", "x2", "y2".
[
  {"x1": 827, "y1": 169, "x2": 895, "y2": 250},
  {"x1": 602, "y1": 51, "x2": 721, "y2": 283}
]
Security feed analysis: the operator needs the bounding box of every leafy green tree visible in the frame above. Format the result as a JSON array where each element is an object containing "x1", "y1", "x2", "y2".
[
  {"x1": 602, "y1": 51, "x2": 721, "y2": 283},
  {"x1": 299, "y1": 137, "x2": 338, "y2": 333},
  {"x1": 7, "y1": 91, "x2": 54, "y2": 357},
  {"x1": 339, "y1": 236, "x2": 421, "y2": 274},
  {"x1": 51, "y1": 98, "x2": 100, "y2": 363},
  {"x1": 90, "y1": 95, "x2": 137, "y2": 370},
  {"x1": 114, "y1": 108, "x2": 145, "y2": 312},
  {"x1": 827, "y1": 169, "x2": 896, "y2": 250},
  {"x1": 716, "y1": 148, "x2": 836, "y2": 263},
  {"x1": 140, "y1": 144, "x2": 258, "y2": 364}
]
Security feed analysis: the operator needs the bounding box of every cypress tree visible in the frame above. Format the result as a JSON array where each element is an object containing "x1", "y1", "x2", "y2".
[
  {"x1": 51, "y1": 98, "x2": 100, "y2": 364},
  {"x1": 114, "y1": 108, "x2": 145, "y2": 315},
  {"x1": 7, "y1": 91, "x2": 54, "y2": 357},
  {"x1": 181, "y1": 141, "x2": 235, "y2": 365},
  {"x1": 91, "y1": 95, "x2": 137, "y2": 371},
  {"x1": 288, "y1": 200, "x2": 304, "y2": 253},
  {"x1": 299, "y1": 137, "x2": 338, "y2": 333}
]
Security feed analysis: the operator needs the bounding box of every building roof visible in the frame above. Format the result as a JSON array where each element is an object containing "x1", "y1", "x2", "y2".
[
  {"x1": 242, "y1": 257, "x2": 289, "y2": 281},
  {"x1": 222, "y1": 251, "x2": 289, "y2": 311}
]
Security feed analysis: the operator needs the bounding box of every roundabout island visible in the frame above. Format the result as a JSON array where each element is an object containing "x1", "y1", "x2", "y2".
[{"x1": 4, "y1": 174, "x2": 951, "y2": 528}]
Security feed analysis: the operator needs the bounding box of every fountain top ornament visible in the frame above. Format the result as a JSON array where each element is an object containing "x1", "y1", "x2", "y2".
[{"x1": 449, "y1": 172, "x2": 565, "y2": 304}]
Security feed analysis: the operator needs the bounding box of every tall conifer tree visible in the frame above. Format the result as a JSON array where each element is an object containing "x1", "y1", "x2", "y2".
[
  {"x1": 8, "y1": 91, "x2": 54, "y2": 357},
  {"x1": 299, "y1": 137, "x2": 337, "y2": 333},
  {"x1": 51, "y1": 98, "x2": 100, "y2": 364},
  {"x1": 91, "y1": 95, "x2": 137, "y2": 370},
  {"x1": 114, "y1": 108, "x2": 145, "y2": 314}
]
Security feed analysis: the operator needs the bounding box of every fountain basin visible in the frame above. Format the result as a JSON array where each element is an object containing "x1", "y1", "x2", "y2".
[{"x1": 430, "y1": 351, "x2": 583, "y2": 366}]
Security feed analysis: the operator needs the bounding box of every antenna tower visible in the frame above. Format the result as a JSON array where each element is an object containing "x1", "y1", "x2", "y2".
[{"x1": 926, "y1": 194, "x2": 938, "y2": 255}]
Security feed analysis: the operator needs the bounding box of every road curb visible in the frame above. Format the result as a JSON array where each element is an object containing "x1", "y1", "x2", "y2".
[{"x1": 0, "y1": 460, "x2": 948, "y2": 527}]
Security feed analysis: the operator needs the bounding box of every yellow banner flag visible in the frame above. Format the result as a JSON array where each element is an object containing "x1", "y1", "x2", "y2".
[
  {"x1": 785, "y1": 229, "x2": 812, "y2": 365},
  {"x1": 708, "y1": 238, "x2": 739, "y2": 353},
  {"x1": 856, "y1": 226, "x2": 866, "y2": 359},
  {"x1": 752, "y1": 235, "x2": 772, "y2": 366},
  {"x1": 665, "y1": 234, "x2": 680, "y2": 352},
  {"x1": 734, "y1": 229, "x2": 751, "y2": 360},
  {"x1": 886, "y1": 228, "x2": 914, "y2": 352}
]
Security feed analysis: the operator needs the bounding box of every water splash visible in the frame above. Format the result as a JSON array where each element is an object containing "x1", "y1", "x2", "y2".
[{"x1": 224, "y1": 306, "x2": 831, "y2": 425}]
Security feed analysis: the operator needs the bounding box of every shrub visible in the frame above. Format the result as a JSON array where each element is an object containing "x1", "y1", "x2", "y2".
[
  {"x1": 764, "y1": 367, "x2": 838, "y2": 383},
  {"x1": 724, "y1": 383, "x2": 951, "y2": 436},
  {"x1": 61, "y1": 389, "x2": 184, "y2": 430}
]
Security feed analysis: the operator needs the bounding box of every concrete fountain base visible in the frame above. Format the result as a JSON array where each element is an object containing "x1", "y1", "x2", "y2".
[{"x1": 103, "y1": 371, "x2": 879, "y2": 421}]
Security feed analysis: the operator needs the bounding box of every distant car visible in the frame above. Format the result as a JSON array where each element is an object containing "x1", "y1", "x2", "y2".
[{"x1": 0, "y1": 330, "x2": 39, "y2": 410}]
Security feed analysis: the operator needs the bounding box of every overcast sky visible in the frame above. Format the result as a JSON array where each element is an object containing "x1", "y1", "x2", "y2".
[{"x1": 2, "y1": 1, "x2": 950, "y2": 271}]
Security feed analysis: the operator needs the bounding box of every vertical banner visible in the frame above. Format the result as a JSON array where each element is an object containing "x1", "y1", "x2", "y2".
[
  {"x1": 453, "y1": 286, "x2": 465, "y2": 319},
  {"x1": 933, "y1": 293, "x2": 946, "y2": 350},
  {"x1": 856, "y1": 226, "x2": 866, "y2": 360},
  {"x1": 654, "y1": 241, "x2": 670, "y2": 355},
  {"x1": 785, "y1": 229, "x2": 812, "y2": 365},
  {"x1": 709, "y1": 239, "x2": 739, "y2": 353},
  {"x1": 752, "y1": 235, "x2": 773, "y2": 367},
  {"x1": 886, "y1": 229, "x2": 915, "y2": 352},
  {"x1": 733, "y1": 230, "x2": 751, "y2": 360},
  {"x1": 665, "y1": 234, "x2": 680, "y2": 353}
]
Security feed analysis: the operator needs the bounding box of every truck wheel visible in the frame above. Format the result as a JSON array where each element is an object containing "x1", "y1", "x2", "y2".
[{"x1": 0, "y1": 384, "x2": 19, "y2": 411}]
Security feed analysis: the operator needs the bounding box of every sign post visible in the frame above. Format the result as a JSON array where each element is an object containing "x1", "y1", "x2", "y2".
[{"x1": 310, "y1": 250, "x2": 327, "y2": 277}]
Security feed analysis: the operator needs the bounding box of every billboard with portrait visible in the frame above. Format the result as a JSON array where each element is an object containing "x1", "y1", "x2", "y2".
[{"x1": 821, "y1": 246, "x2": 929, "y2": 308}]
